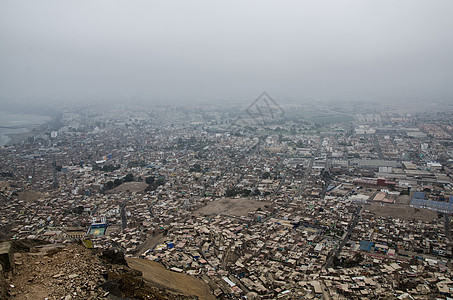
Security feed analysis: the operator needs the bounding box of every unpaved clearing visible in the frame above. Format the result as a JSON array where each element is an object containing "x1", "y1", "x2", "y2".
[
  {"x1": 366, "y1": 203, "x2": 438, "y2": 221},
  {"x1": 126, "y1": 257, "x2": 215, "y2": 300},
  {"x1": 17, "y1": 190, "x2": 49, "y2": 202},
  {"x1": 196, "y1": 197, "x2": 271, "y2": 216},
  {"x1": 110, "y1": 181, "x2": 148, "y2": 193}
]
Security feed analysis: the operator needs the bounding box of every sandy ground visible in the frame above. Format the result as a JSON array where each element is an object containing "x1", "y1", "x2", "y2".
[
  {"x1": 0, "y1": 181, "x2": 11, "y2": 190},
  {"x1": 395, "y1": 195, "x2": 412, "y2": 205},
  {"x1": 110, "y1": 181, "x2": 148, "y2": 193},
  {"x1": 126, "y1": 257, "x2": 216, "y2": 300},
  {"x1": 367, "y1": 203, "x2": 438, "y2": 221},
  {"x1": 196, "y1": 197, "x2": 271, "y2": 216},
  {"x1": 17, "y1": 190, "x2": 49, "y2": 202}
]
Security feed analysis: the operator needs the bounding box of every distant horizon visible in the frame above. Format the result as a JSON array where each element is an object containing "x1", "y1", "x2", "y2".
[{"x1": 1, "y1": 93, "x2": 453, "y2": 108}]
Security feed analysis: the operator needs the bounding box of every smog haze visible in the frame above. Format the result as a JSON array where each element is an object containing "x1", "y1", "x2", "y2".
[{"x1": 1, "y1": 0, "x2": 453, "y2": 104}]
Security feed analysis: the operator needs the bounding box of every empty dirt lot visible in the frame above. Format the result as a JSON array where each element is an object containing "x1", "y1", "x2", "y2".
[
  {"x1": 17, "y1": 190, "x2": 49, "y2": 202},
  {"x1": 196, "y1": 197, "x2": 271, "y2": 216},
  {"x1": 366, "y1": 203, "x2": 438, "y2": 221},
  {"x1": 110, "y1": 181, "x2": 148, "y2": 193}
]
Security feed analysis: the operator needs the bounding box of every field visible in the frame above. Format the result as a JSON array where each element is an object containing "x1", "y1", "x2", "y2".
[
  {"x1": 367, "y1": 203, "x2": 438, "y2": 221},
  {"x1": 126, "y1": 258, "x2": 215, "y2": 300},
  {"x1": 196, "y1": 197, "x2": 271, "y2": 216}
]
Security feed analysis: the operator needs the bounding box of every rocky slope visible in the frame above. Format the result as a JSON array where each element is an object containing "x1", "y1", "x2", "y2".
[{"x1": 3, "y1": 240, "x2": 203, "y2": 299}]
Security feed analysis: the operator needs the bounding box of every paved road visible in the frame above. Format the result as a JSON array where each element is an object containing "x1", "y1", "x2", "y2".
[
  {"x1": 120, "y1": 201, "x2": 127, "y2": 229},
  {"x1": 445, "y1": 214, "x2": 451, "y2": 240},
  {"x1": 374, "y1": 136, "x2": 384, "y2": 159},
  {"x1": 274, "y1": 170, "x2": 288, "y2": 195},
  {"x1": 320, "y1": 280, "x2": 332, "y2": 300},
  {"x1": 325, "y1": 205, "x2": 362, "y2": 269},
  {"x1": 295, "y1": 158, "x2": 315, "y2": 197}
]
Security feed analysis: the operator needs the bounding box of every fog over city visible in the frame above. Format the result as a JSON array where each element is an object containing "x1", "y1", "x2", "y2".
[{"x1": 1, "y1": 0, "x2": 453, "y2": 105}]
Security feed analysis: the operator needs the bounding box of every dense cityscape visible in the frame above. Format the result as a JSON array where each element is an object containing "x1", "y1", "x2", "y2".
[{"x1": 1, "y1": 99, "x2": 453, "y2": 299}]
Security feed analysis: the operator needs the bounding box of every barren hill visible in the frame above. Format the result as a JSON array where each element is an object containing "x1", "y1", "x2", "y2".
[{"x1": 2, "y1": 240, "x2": 213, "y2": 299}]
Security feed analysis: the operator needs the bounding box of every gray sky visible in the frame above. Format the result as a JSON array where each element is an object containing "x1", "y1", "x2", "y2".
[{"x1": 1, "y1": 0, "x2": 453, "y2": 104}]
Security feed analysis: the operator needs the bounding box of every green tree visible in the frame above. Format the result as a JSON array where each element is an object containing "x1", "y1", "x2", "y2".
[
  {"x1": 106, "y1": 181, "x2": 114, "y2": 189},
  {"x1": 123, "y1": 173, "x2": 134, "y2": 182},
  {"x1": 262, "y1": 172, "x2": 271, "y2": 179}
]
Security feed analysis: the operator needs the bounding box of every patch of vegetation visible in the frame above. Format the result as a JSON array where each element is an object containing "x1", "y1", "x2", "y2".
[
  {"x1": 145, "y1": 176, "x2": 166, "y2": 192},
  {"x1": 101, "y1": 164, "x2": 121, "y2": 172},
  {"x1": 261, "y1": 172, "x2": 271, "y2": 179},
  {"x1": 105, "y1": 173, "x2": 135, "y2": 190},
  {"x1": 225, "y1": 188, "x2": 254, "y2": 197},
  {"x1": 189, "y1": 163, "x2": 202, "y2": 173},
  {"x1": 333, "y1": 253, "x2": 364, "y2": 268},
  {"x1": 145, "y1": 176, "x2": 155, "y2": 184},
  {"x1": 127, "y1": 161, "x2": 146, "y2": 168}
]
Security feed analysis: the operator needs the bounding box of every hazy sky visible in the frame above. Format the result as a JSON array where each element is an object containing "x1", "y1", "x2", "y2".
[{"x1": 1, "y1": 0, "x2": 453, "y2": 104}]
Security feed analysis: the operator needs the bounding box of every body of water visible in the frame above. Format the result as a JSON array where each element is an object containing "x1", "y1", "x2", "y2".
[{"x1": 0, "y1": 111, "x2": 51, "y2": 146}]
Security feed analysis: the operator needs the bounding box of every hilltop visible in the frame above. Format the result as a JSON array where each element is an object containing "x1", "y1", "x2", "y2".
[{"x1": 1, "y1": 240, "x2": 212, "y2": 299}]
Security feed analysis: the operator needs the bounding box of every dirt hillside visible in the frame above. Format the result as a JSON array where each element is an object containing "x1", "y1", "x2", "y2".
[
  {"x1": 127, "y1": 257, "x2": 216, "y2": 300},
  {"x1": 4, "y1": 240, "x2": 203, "y2": 299}
]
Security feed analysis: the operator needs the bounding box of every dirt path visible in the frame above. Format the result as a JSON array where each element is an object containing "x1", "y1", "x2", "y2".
[{"x1": 135, "y1": 233, "x2": 165, "y2": 256}]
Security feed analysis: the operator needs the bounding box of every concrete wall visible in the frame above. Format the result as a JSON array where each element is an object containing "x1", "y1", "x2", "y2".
[
  {"x1": 0, "y1": 264, "x2": 6, "y2": 299},
  {"x1": 0, "y1": 241, "x2": 14, "y2": 273}
]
